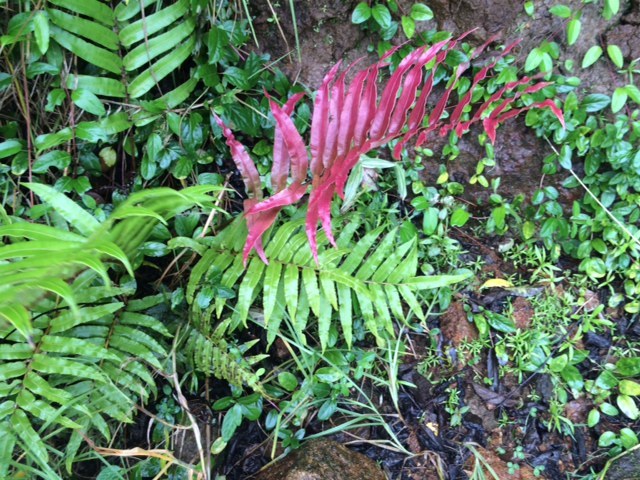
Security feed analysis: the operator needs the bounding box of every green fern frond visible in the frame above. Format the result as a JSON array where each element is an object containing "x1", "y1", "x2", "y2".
[
  {"x1": 46, "y1": 0, "x2": 196, "y2": 101},
  {"x1": 0, "y1": 291, "x2": 170, "y2": 475},
  {"x1": 181, "y1": 319, "x2": 268, "y2": 395},
  {"x1": 188, "y1": 217, "x2": 472, "y2": 350}
]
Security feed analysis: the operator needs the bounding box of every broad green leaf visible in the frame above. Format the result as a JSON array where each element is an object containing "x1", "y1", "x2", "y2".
[
  {"x1": 31, "y1": 354, "x2": 105, "y2": 382},
  {"x1": 16, "y1": 389, "x2": 81, "y2": 429},
  {"x1": 567, "y1": 19, "x2": 580, "y2": 45},
  {"x1": 48, "y1": 8, "x2": 118, "y2": 50},
  {"x1": 71, "y1": 88, "x2": 106, "y2": 117},
  {"x1": 607, "y1": 44, "x2": 624, "y2": 68},
  {"x1": 33, "y1": 11, "x2": 49, "y2": 54},
  {"x1": 65, "y1": 75, "x2": 126, "y2": 98},
  {"x1": 558, "y1": 144, "x2": 572, "y2": 169},
  {"x1": 278, "y1": 372, "x2": 298, "y2": 392},
  {"x1": 123, "y1": 18, "x2": 195, "y2": 71},
  {"x1": 611, "y1": 87, "x2": 628, "y2": 113},
  {"x1": 40, "y1": 335, "x2": 117, "y2": 361},
  {"x1": 302, "y1": 267, "x2": 320, "y2": 317},
  {"x1": 119, "y1": 0, "x2": 189, "y2": 47},
  {"x1": 620, "y1": 380, "x2": 640, "y2": 396},
  {"x1": 24, "y1": 373, "x2": 73, "y2": 406},
  {"x1": 32, "y1": 150, "x2": 71, "y2": 173},
  {"x1": 451, "y1": 208, "x2": 471, "y2": 227},
  {"x1": 0, "y1": 139, "x2": 23, "y2": 159},
  {"x1": 587, "y1": 408, "x2": 600, "y2": 428},
  {"x1": 0, "y1": 305, "x2": 32, "y2": 340},
  {"x1": 0, "y1": 361, "x2": 27, "y2": 381},
  {"x1": 318, "y1": 293, "x2": 332, "y2": 350},
  {"x1": 405, "y1": 271, "x2": 472, "y2": 290},
  {"x1": 352, "y1": 2, "x2": 371, "y2": 24},
  {"x1": 336, "y1": 283, "x2": 353, "y2": 348},
  {"x1": 549, "y1": 354, "x2": 568, "y2": 372},
  {"x1": 11, "y1": 409, "x2": 49, "y2": 464},
  {"x1": 263, "y1": 261, "x2": 282, "y2": 325},
  {"x1": 549, "y1": 4, "x2": 572, "y2": 18},
  {"x1": 561, "y1": 365, "x2": 584, "y2": 391},
  {"x1": 620, "y1": 428, "x2": 639, "y2": 449},
  {"x1": 485, "y1": 311, "x2": 517, "y2": 334},
  {"x1": 618, "y1": 394, "x2": 640, "y2": 420},
  {"x1": 525, "y1": 48, "x2": 543, "y2": 72},
  {"x1": 371, "y1": 4, "x2": 392, "y2": 28},
  {"x1": 605, "y1": 0, "x2": 620, "y2": 15},
  {"x1": 51, "y1": 27, "x2": 122, "y2": 74},
  {"x1": 582, "y1": 45, "x2": 603, "y2": 68},
  {"x1": 581, "y1": 93, "x2": 610, "y2": 112},
  {"x1": 401, "y1": 16, "x2": 415, "y2": 39},
  {"x1": 626, "y1": 85, "x2": 640, "y2": 104},
  {"x1": 235, "y1": 259, "x2": 265, "y2": 326},
  {"x1": 0, "y1": 423, "x2": 16, "y2": 477},
  {"x1": 410, "y1": 3, "x2": 433, "y2": 21},
  {"x1": 128, "y1": 35, "x2": 195, "y2": 98},
  {"x1": 34, "y1": 127, "x2": 73, "y2": 151},
  {"x1": 25, "y1": 183, "x2": 99, "y2": 236},
  {"x1": 47, "y1": 0, "x2": 114, "y2": 26},
  {"x1": 284, "y1": 264, "x2": 299, "y2": 320}
]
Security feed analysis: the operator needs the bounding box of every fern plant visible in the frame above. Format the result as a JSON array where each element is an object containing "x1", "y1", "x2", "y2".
[
  {"x1": 188, "y1": 216, "x2": 470, "y2": 350},
  {"x1": 0, "y1": 184, "x2": 221, "y2": 477},
  {"x1": 215, "y1": 33, "x2": 565, "y2": 264}
]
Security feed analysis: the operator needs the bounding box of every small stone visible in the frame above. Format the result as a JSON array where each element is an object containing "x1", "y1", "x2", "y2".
[{"x1": 254, "y1": 439, "x2": 386, "y2": 480}]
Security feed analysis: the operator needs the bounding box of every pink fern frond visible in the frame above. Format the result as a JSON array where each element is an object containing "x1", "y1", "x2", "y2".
[{"x1": 218, "y1": 35, "x2": 565, "y2": 265}]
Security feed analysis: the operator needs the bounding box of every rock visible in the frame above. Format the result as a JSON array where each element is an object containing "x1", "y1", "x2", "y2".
[
  {"x1": 254, "y1": 439, "x2": 387, "y2": 480},
  {"x1": 440, "y1": 301, "x2": 478, "y2": 348},
  {"x1": 512, "y1": 297, "x2": 534, "y2": 330},
  {"x1": 604, "y1": 447, "x2": 640, "y2": 480}
]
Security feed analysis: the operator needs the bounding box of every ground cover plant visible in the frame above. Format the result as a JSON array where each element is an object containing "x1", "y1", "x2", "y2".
[{"x1": 1, "y1": 0, "x2": 639, "y2": 479}]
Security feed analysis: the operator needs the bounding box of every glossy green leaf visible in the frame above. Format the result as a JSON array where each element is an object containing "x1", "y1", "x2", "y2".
[
  {"x1": 620, "y1": 380, "x2": 640, "y2": 396},
  {"x1": 25, "y1": 183, "x2": 99, "y2": 236},
  {"x1": 33, "y1": 11, "x2": 49, "y2": 54},
  {"x1": 410, "y1": 3, "x2": 433, "y2": 21},
  {"x1": 11, "y1": 409, "x2": 49, "y2": 464},
  {"x1": 128, "y1": 35, "x2": 195, "y2": 98},
  {"x1": 47, "y1": 0, "x2": 114, "y2": 26},
  {"x1": 48, "y1": 8, "x2": 118, "y2": 50},
  {"x1": 119, "y1": 0, "x2": 188, "y2": 47},
  {"x1": 618, "y1": 394, "x2": 640, "y2": 420},
  {"x1": 371, "y1": 4, "x2": 392, "y2": 28},
  {"x1": 611, "y1": 87, "x2": 628, "y2": 113},
  {"x1": 51, "y1": 27, "x2": 122, "y2": 74},
  {"x1": 0, "y1": 139, "x2": 23, "y2": 159},
  {"x1": 123, "y1": 18, "x2": 195, "y2": 71},
  {"x1": 607, "y1": 44, "x2": 624, "y2": 68},
  {"x1": 549, "y1": 4, "x2": 571, "y2": 18},
  {"x1": 567, "y1": 19, "x2": 580, "y2": 45},
  {"x1": 582, "y1": 45, "x2": 603, "y2": 68},
  {"x1": 351, "y1": 2, "x2": 371, "y2": 24}
]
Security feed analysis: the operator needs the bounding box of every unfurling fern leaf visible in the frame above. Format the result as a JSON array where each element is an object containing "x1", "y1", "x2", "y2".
[{"x1": 188, "y1": 217, "x2": 471, "y2": 350}]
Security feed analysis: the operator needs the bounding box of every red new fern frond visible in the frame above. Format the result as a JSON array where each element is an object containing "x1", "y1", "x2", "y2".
[{"x1": 216, "y1": 34, "x2": 565, "y2": 265}]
